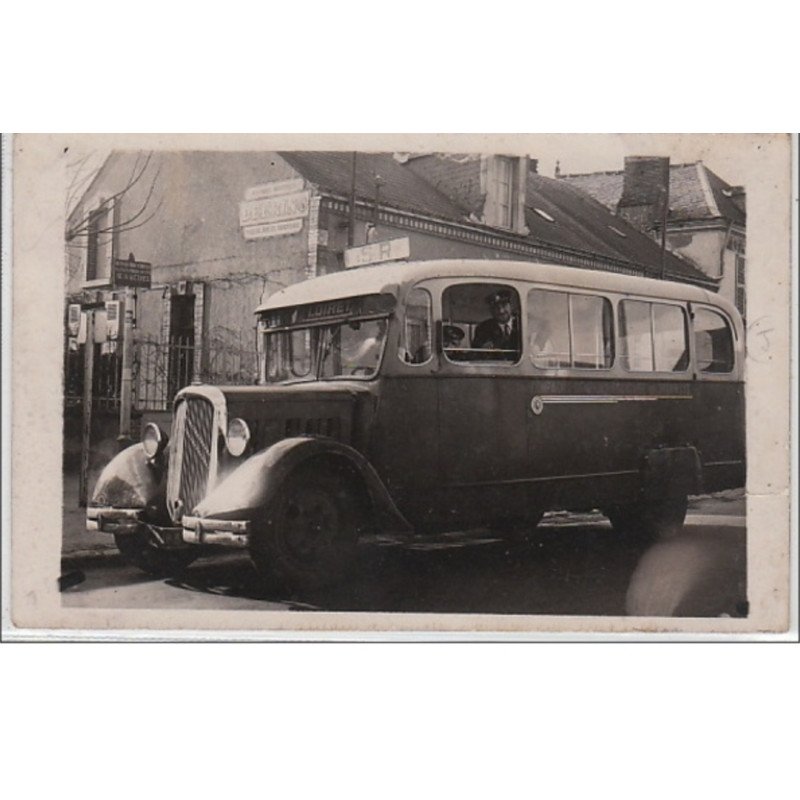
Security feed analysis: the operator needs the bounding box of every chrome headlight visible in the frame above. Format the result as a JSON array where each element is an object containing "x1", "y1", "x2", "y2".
[
  {"x1": 142, "y1": 423, "x2": 168, "y2": 458},
  {"x1": 226, "y1": 418, "x2": 251, "y2": 457}
]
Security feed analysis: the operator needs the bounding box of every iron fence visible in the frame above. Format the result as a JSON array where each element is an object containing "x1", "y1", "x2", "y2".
[{"x1": 64, "y1": 338, "x2": 259, "y2": 412}]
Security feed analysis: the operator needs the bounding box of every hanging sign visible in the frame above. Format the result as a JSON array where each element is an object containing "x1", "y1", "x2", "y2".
[{"x1": 114, "y1": 256, "x2": 152, "y2": 288}]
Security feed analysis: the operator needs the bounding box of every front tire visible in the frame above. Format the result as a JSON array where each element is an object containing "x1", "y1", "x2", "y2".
[
  {"x1": 249, "y1": 469, "x2": 362, "y2": 593},
  {"x1": 606, "y1": 495, "x2": 688, "y2": 541},
  {"x1": 114, "y1": 531, "x2": 198, "y2": 576}
]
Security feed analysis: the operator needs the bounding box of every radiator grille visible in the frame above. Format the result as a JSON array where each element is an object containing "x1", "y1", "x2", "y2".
[{"x1": 166, "y1": 396, "x2": 215, "y2": 522}]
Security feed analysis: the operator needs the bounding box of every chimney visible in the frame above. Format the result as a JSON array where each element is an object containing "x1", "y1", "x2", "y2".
[{"x1": 616, "y1": 156, "x2": 670, "y2": 235}]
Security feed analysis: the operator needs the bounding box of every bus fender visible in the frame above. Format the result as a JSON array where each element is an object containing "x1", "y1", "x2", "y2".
[
  {"x1": 641, "y1": 446, "x2": 703, "y2": 498},
  {"x1": 194, "y1": 436, "x2": 413, "y2": 535},
  {"x1": 90, "y1": 443, "x2": 170, "y2": 522}
]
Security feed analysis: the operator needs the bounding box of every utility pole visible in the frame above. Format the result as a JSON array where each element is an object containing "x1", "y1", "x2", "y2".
[
  {"x1": 347, "y1": 152, "x2": 357, "y2": 247},
  {"x1": 659, "y1": 173, "x2": 670, "y2": 280},
  {"x1": 78, "y1": 311, "x2": 95, "y2": 507},
  {"x1": 118, "y1": 288, "x2": 135, "y2": 450}
]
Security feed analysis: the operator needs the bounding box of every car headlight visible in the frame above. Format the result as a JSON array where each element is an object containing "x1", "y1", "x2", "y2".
[
  {"x1": 142, "y1": 423, "x2": 168, "y2": 458},
  {"x1": 226, "y1": 418, "x2": 251, "y2": 457}
]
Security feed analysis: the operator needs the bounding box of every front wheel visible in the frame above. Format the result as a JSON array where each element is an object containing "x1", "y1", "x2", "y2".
[
  {"x1": 606, "y1": 496, "x2": 688, "y2": 541},
  {"x1": 114, "y1": 531, "x2": 198, "y2": 576},
  {"x1": 249, "y1": 470, "x2": 362, "y2": 593}
]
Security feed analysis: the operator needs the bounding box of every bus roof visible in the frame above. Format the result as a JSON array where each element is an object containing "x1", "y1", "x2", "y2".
[{"x1": 256, "y1": 259, "x2": 734, "y2": 316}]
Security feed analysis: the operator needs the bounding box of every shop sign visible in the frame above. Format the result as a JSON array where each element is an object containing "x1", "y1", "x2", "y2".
[
  {"x1": 242, "y1": 219, "x2": 304, "y2": 240},
  {"x1": 344, "y1": 237, "x2": 410, "y2": 269},
  {"x1": 245, "y1": 178, "x2": 305, "y2": 201},
  {"x1": 239, "y1": 190, "x2": 310, "y2": 228}
]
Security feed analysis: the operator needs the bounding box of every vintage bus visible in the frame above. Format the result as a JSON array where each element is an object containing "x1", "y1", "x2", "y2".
[{"x1": 87, "y1": 259, "x2": 745, "y2": 591}]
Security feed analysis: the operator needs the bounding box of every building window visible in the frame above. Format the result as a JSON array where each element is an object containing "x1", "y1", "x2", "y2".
[
  {"x1": 735, "y1": 253, "x2": 746, "y2": 317},
  {"x1": 85, "y1": 201, "x2": 114, "y2": 283},
  {"x1": 495, "y1": 156, "x2": 514, "y2": 229}
]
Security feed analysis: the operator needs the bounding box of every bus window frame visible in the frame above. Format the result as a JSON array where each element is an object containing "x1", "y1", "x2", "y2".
[
  {"x1": 689, "y1": 302, "x2": 739, "y2": 381},
  {"x1": 398, "y1": 285, "x2": 435, "y2": 367},
  {"x1": 395, "y1": 277, "x2": 741, "y2": 384},
  {"x1": 438, "y1": 279, "x2": 525, "y2": 369},
  {"x1": 527, "y1": 286, "x2": 616, "y2": 372},
  {"x1": 617, "y1": 296, "x2": 692, "y2": 377}
]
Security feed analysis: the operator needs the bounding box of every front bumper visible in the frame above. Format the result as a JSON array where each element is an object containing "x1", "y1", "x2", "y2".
[
  {"x1": 88, "y1": 506, "x2": 251, "y2": 549},
  {"x1": 181, "y1": 516, "x2": 250, "y2": 548},
  {"x1": 87, "y1": 506, "x2": 143, "y2": 534}
]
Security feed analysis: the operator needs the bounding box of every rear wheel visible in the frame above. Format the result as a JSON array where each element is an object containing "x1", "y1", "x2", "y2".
[
  {"x1": 606, "y1": 495, "x2": 688, "y2": 541},
  {"x1": 114, "y1": 530, "x2": 197, "y2": 576},
  {"x1": 249, "y1": 469, "x2": 362, "y2": 593}
]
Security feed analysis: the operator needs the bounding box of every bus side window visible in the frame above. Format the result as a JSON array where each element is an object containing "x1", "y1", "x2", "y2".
[
  {"x1": 653, "y1": 304, "x2": 689, "y2": 372},
  {"x1": 694, "y1": 308, "x2": 734, "y2": 373},
  {"x1": 528, "y1": 290, "x2": 570, "y2": 368},
  {"x1": 442, "y1": 283, "x2": 522, "y2": 363},
  {"x1": 401, "y1": 287, "x2": 433, "y2": 365},
  {"x1": 529, "y1": 290, "x2": 613, "y2": 369},
  {"x1": 619, "y1": 300, "x2": 689, "y2": 373}
]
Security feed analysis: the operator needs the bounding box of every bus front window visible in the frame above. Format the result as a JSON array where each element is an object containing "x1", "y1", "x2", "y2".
[{"x1": 264, "y1": 317, "x2": 388, "y2": 383}]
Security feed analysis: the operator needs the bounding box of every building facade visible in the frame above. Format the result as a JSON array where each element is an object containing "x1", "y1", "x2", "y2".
[
  {"x1": 65, "y1": 150, "x2": 717, "y2": 417},
  {"x1": 558, "y1": 157, "x2": 746, "y2": 316}
]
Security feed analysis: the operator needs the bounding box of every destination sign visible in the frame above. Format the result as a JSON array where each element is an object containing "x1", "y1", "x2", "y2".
[{"x1": 261, "y1": 294, "x2": 396, "y2": 329}]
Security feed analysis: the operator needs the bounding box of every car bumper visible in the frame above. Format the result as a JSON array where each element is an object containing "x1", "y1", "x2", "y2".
[
  {"x1": 181, "y1": 516, "x2": 250, "y2": 548},
  {"x1": 88, "y1": 506, "x2": 250, "y2": 549},
  {"x1": 86, "y1": 506, "x2": 143, "y2": 534}
]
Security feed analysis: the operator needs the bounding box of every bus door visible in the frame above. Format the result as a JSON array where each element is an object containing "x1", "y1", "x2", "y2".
[{"x1": 436, "y1": 282, "x2": 530, "y2": 525}]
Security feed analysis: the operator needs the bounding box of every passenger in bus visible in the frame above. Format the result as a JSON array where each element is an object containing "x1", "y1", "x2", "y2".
[
  {"x1": 442, "y1": 325, "x2": 466, "y2": 360},
  {"x1": 345, "y1": 319, "x2": 386, "y2": 374},
  {"x1": 472, "y1": 290, "x2": 520, "y2": 358}
]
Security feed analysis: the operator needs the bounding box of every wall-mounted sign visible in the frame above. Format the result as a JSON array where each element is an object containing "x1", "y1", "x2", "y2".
[
  {"x1": 67, "y1": 304, "x2": 82, "y2": 336},
  {"x1": 242, "y1": 219, "x2": 304, "y2": 241},
  {"x1": 113, "y1": 256, "x2": 152, "y2": 288},
  {"x1": 344, "y1": 237, "x2": 410, "y2": 269},
  {"x1": 245, "y1": 178, "x2": 305, "y2": 202},
  {"x1": 239, "y1": 191, "x2": 310, "y2": 228}
]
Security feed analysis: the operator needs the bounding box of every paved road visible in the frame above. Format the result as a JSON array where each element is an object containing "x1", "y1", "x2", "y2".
[{"x1": 61, "y1": 505, "x2": 746, "y2": 618}]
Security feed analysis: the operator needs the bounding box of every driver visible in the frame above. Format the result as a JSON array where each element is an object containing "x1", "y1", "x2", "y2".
[{"x1": 472, "y1": 289, "x2": 520, "y2": 358}]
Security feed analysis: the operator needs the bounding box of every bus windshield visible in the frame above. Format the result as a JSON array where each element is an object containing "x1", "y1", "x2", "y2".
[{"x1": 263, "y1": 317, "x2": 388, "y2": 383}]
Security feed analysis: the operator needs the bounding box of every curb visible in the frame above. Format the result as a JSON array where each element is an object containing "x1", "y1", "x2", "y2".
[{"x1": 61, "y1": 548, "x2": 125, "y2": 570}]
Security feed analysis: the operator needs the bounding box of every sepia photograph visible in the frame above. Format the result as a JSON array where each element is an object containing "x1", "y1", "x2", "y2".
[{"x1": 6, "y1": 132, "x2": 795, "y2": 638}]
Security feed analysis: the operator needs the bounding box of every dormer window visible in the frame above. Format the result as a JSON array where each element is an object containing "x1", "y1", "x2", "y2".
[
  {"x1": 483, "y1": 155, "x2": 528, "y2": 234},
  {"x1": 495, "y1": 156, "x2": 515, "y2": 228}
]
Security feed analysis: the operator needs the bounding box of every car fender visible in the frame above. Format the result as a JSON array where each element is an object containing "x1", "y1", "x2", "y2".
[
  {"x1": 90, "y1": 443, "x2": 170, "y2": 522},
  {"x1": 194, "y1": 436, "x2": 412, "y2": 534}
]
